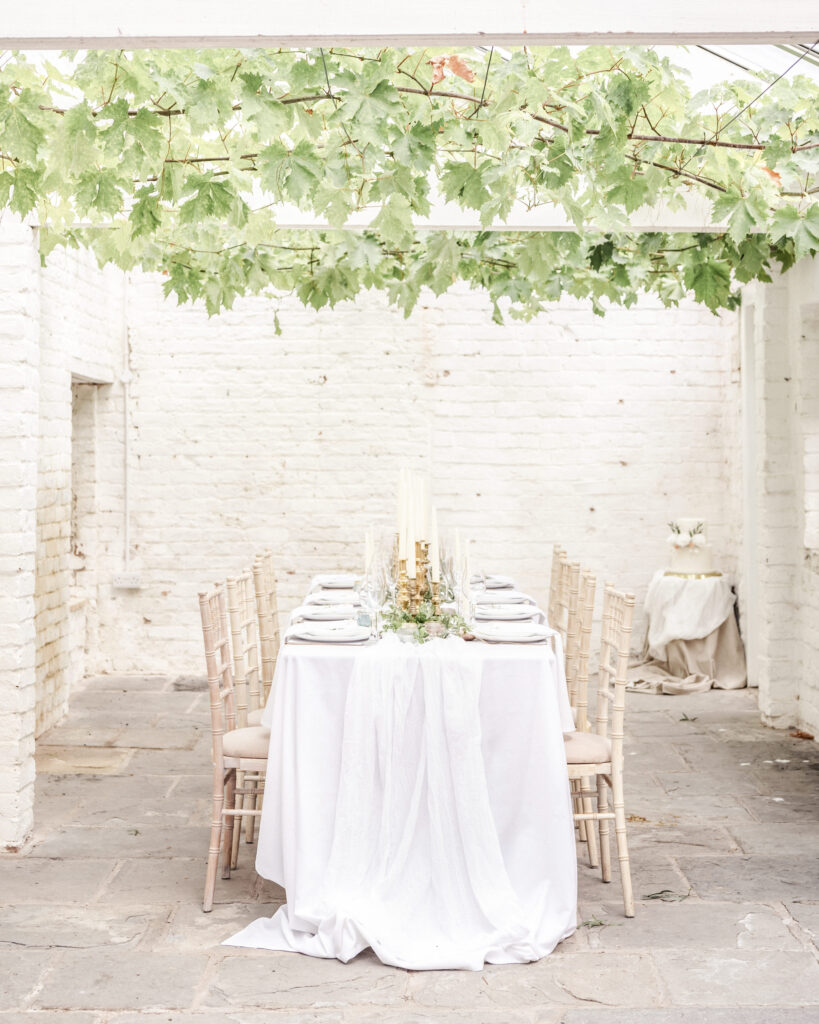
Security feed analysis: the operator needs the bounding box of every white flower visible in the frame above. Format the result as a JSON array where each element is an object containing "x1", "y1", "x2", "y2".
[
  {"x1": 666, "y1": 533, "x2": 679, "y2": 546},
  {"x1": 691, "y1": 533, "x2": 706, "y2": 548}
]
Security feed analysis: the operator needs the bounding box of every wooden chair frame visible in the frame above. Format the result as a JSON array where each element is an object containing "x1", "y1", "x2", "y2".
[
  {"x1": 199, "y1": 585, "x2": 267, "y2": 912},
  {"x1": 568, "y1": 584, "x2": 636, "y2": 917}
]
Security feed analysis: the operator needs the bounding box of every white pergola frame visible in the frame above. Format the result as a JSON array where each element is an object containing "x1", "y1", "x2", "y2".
[{"x1": 3, "y1": 2, "x2": 818, "y2": 48}]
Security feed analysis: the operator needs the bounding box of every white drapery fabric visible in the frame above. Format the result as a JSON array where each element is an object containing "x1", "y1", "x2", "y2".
[
  {"x1": 225, "y1": 635, "x2": 578, "y2": 970},
  {"x1": 644, "y1": 570, "x2": 736, "y2": 660},
  {"x1": 630, "y1": 570, "x2": 746, "y2": 693}
]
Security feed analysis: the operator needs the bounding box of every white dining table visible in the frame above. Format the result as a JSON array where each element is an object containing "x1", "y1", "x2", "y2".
[{"x1": 225, "y1": 629, "x2": 578, "y2": 971}]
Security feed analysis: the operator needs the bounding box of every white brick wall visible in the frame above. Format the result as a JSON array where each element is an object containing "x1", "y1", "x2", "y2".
[
  {"x1": 87, "y1": 273, "x2": 739, "y2": 675},
  {"x1": 0, "y1": 216, "x2": 39, "y2": 849},
  {"x1": 34, "y1": 247, "x2": 124, "y2": 738}
]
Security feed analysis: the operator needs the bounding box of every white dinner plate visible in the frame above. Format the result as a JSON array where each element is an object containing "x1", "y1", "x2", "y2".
[
  {"x1": 473, "y1": 605, "x2": 540, "y2": 621},
  {"x1": 304, "y1": 590, "x2": 361, "y2": 606},
  {"x1": 472, "y1": 590, "x2": 535, "y2": 605},
  {"x1": 291, "y1": 604, "x2": 359, "y2": 622},
  {"x1": 286, "y1": 621, "x2": 371, "y2": 643},
  {"x1": 470, "y1": 621, "x2": 555, "y2": 644},
  {"x1": 471, "y1": 574, "x2": 516, "y2": 589},
  {"x1": 311, "y1": 573, "x2": 357, "y2": 590}
]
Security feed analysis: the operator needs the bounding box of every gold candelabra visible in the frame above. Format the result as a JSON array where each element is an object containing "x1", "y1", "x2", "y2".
[{"x1": 396, "y1": 540, "x2": 436, "y2": 615}]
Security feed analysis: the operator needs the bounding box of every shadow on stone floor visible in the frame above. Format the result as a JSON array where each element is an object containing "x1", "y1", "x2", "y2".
[{"x1": 1, "y1": 675, "x2": 818, "y2": 1022}]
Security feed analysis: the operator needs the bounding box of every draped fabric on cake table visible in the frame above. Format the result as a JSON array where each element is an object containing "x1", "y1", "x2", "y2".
[
  {"x1": 224, "y1": 635, "x2": 578, "y2": 970},
  {"x1": 629, "y1": 571, "x2": 747, "y2": 694}
]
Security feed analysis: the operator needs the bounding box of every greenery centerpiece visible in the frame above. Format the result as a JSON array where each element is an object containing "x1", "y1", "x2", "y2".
[{"x1": 382, "y1": 597, "x2": 469, "y2": 644}]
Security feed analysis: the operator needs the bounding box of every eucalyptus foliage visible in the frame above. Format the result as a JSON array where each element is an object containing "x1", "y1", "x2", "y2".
[{"x1": 1, "y1": 46, "x2": 818, "y2": 320}]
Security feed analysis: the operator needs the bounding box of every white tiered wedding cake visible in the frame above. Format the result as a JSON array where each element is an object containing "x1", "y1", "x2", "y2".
[{"x1": 665, "y1": 518, "x2": 718, "y2": 575}]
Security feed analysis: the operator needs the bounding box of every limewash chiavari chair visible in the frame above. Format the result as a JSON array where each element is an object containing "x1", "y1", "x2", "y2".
[
  {"x1": 547, "y1": 544, "x2": 566, "y2": 630},
  {"x1": 226, "y1": 570, "x2": 266, "y2": 861},
  {"x1": 567, "y1": 569, "x2": 599, "y2": 868},
  {"x1": 226, "y1": 571, "x2": 264, "y2": 728},
  {"x1": 253, "y1": 549, "x2": 282, "y2": 705},
  {"x1": 199, "y1": 585, "x2": 269, "y2": 913},
  {"x1": 564, "y1": 584, "x2": 637, "y2": 917}
]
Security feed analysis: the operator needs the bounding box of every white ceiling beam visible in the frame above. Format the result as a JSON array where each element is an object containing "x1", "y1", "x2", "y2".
[
  {"x1": 266, "y1": 195, "x2": 724, "y2": 233},
  {"x1": 3, "y1": 1, "x2": 818, "y2": 49}
]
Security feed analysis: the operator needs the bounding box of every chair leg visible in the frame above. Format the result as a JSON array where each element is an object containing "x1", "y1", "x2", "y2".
[
  {"x1": 222, "y1": 771, "x2": 236, "y2": 880},
  {"x1": 243, "y1": 774, "x2": 257, "y2": 845},
  {"x1": 580, "y1": 777, "x2": 599, "y2": 868},
  {"x1": 611, "y1": 769, "x2": 635, "y2": 917},
  {"x1": 571, "y1": 779, "x2": 588, "y2": 843},
  {"x1": 203, "y1": 771, "x2": 224, "y2": 912},
  {"x1": 597, "y1": 775, "x2": 612, "y2": 883},
  {"x1": 230, "y1": 769, "x2": 243, "y2": 869}
]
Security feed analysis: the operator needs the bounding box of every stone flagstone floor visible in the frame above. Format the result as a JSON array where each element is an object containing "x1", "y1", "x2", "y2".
[{"x1": 2, "y1": 673, "x2": 819, "y2": 1023}]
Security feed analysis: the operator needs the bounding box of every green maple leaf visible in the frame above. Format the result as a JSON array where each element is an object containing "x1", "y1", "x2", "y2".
[
  {"x1": 711, "y1": 190, "x2": 767, "y2": 245},
  {"x1": 684, "y1": 258, "x2": 732, "y2": 312},
  {"x1": 75, "y1": 170, "x2": 123, "y2": 215},
  {"x1": 440, "y1": 163, "x2": 490, "y2": 211},
  {"x1": 371, "y1": 193, "x2": 414, "y2": 247},
  {"x1": 129, "y1": 188, "x2": 162, "y2": 238},
  {"x1": 8, "y1": 166, "x2": 41, "y2": 216},
  {"x1": 2, "y1": 105, "x2": 45, "y2": 163},
  {"x1": 770, "y1": 205, "x2": 819, "y2": 258},
  {"x1": 179, "y1": 175, "x2": 235, "y2": 224}
]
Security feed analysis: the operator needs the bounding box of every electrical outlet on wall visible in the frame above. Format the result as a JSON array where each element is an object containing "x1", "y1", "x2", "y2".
[{"x1": 113, "y1": 573, "x2": 143, "y2": 590}]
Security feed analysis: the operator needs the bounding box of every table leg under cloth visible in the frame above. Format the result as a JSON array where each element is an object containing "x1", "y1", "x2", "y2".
[{"x1": 225, "y1": 635, "x2": 578, "y2": 970}]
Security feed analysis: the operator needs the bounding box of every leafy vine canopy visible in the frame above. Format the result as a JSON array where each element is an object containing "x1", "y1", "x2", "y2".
[{"x1": 1, "y1": 45, "x2": 818, "y2": 321}]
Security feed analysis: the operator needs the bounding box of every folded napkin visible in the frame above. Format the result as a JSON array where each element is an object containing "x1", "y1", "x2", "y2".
[
  {"x1": 474, "y1": 604, "x2": 542, "y2": 621},
  {"x1": 472, "y1": 590, "x2": 535, "y2": 605},
  {"x1": 310, "y1": 572, "x2": 357, "y2": 591},
  {"x1": 290, "y1": 604, "x2": 359, "y2": 622},
  {"x1": 471, "y1": 620, "x2": 556, "y2": 644},
  {"x1": 286, "y1": 620, "x2": 371, "y2": 643},
  {"x1": 304, "y1": 590, "x2": 361, "y2": 606},
  {"x1": 471, "y1": 574, "x2": 516, "y2": 590}
]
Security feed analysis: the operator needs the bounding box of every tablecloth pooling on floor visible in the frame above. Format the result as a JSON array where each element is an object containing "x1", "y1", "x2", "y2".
[{"x1": 224, "y1": 634, "x2": 578, "y2": 970}]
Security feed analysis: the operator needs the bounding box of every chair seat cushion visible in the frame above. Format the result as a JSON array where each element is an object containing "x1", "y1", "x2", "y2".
[
  {"x1": 564, "y1": 730, "x2": 612, "y2": 764},
  {"x1": 222, "y1": 725, "x2": 270, "y2": 759},
  {"x1": 247, "y1": 707, "x2": 264, "y2": 726}
]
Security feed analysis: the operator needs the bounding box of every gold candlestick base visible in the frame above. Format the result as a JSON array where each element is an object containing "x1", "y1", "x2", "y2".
[
  {"x1": 431, "y1": 581, "x2": 441, "y2": 616},
  {"x1": 397, "y1": 561, "x2": 410, "y2": 613}
]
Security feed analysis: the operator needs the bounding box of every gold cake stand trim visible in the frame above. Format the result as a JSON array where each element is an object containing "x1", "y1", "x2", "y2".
[{"x1": 664, "y1": 571, "x2": 723, "y2": 579}]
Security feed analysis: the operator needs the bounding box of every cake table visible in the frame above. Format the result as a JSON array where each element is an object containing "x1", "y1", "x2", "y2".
[{"x1": 629, "y1": 518, "x2": 747, "y2": 694}]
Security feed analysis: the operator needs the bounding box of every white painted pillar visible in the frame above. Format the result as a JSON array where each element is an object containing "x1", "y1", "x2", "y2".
[
  {"x1": 743, "y1": 274, "x2": 801, "y2": 727},
  {"x1": 0, "y1": 216, "x2": 40, "y2": 849}
]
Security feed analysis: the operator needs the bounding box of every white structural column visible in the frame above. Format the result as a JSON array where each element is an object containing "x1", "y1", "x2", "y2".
[
  {"x1": 741, "y1": 262, "x2": 819, "y2": 736},
  {"x1": 0, "y1": 217, "x2": 40, "y2": 849},
  {"x1": 2, "y1": 1, "x2": 817, "y2": 47}
]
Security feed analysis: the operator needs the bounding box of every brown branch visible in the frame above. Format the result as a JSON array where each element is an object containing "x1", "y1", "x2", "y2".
[
  {"x1": 626, "y1": 153, "x2": 728, "y2": 193},
  {"x1": 529, "y1": 114, "x2": 787, "y2": 151}
]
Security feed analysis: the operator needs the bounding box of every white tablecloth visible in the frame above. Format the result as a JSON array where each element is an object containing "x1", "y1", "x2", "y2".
[
  {"x1": 644, "y1": 570, "x2": 736, "y2": 661},
  {"x1": 631, "y1": 570, "x2": 746, "y2": 693},
  {"x1": 225, "y1": 634, "x2": 578, "y2": 970}
]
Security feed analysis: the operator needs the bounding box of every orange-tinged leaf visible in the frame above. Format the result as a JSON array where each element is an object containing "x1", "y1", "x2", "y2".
[
  {"x1": 445, "y1": 54, "x2": 475, "y2": 83},
  {"x1": 427, "y1": 57, "x2": 446, "y2": 85},
  {"x1": 762, "y1": 165, "x2": 782, "y2": 185}
]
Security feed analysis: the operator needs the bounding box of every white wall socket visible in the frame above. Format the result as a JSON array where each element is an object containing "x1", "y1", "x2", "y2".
[{"x1": 113, "y1": 572, "x2": 143, "y2": 590}]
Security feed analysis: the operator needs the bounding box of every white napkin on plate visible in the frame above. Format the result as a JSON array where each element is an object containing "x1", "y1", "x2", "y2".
[
  {"x1": 291, "y1": 604, "x2": 359, "y2": 622},
  {"x1": 304, "y1": 590, "x2": 361, "y2": 606},
  {"x1": 471, "y1": 621, "x2": 556, "y2": 643},
  {"x1": 472, "y1": 590, "x2": 535, "y2": 605},
  {"x1": 286, "y1": 620, "x2": 371, "y2": 643},
  {"x1": 471, "y1": 574, "x2": 516, "y2": 589},
  {"x1": 473, "y1": 604, "x2": 542, "y2": 621},
  {"x1": 310, "y1": 573, "x2": 357, "y2": 591}
]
